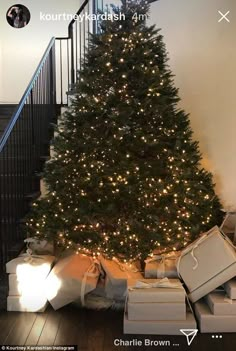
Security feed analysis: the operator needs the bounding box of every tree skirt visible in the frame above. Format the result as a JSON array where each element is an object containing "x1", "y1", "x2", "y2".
[{"x1": 73, "y1": 293, "x2": 125, "y2": 311}]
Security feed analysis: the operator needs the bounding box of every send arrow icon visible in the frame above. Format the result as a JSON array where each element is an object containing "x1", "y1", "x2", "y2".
[{"x1": 180, "y1": 329, "x2": 198, "y2": 346}]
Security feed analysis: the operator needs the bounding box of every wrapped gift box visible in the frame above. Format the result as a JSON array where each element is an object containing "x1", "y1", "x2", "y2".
[
  {"x1": 177, "y1": 226, "x2": 236, "y2": 302},
  {"x1": 206, "y1": 291, "x2": 236, "y2": 315},
  {"x1": 124, "y1": 309, "x2": 196, "y2": 335},
  {"x1": 46, "y1": 253, "x2": 100, "y2": 310},
  {"x1": 8, "y1": 274, "x2": 20, "y2": 296},
  {"x1": 29, "y1": 239, "x2": 54, "y2": 255},
  {"x1": 105, "y1": 276, "x2": 127, "y2": 300},
  {"x1": 144, "y1": 252, "x2": 179, "y2": 279},
  {"x1": 6, "y1": 255, "x2": 55, "y2": 312},
  {"x1": 8, "y1": 273, "x2": 48, "y2": 297},
  {"x1": 6, "y1": 255, "x2": 55, "y2": 275},
  {"x1": 128, "y1": 278, "x2": 185, "y2": 303},
  {"x1": 194, "y1": 300, "x2": 236, "y2": 333},
  {"x1": 225, "y1": 278, "x2": 236, "y2": 299},
  {"x1": 127, "y1": 301, "x2": 186, "y2": 321},
  {"x1": 7, "y1": 296, "x2": 48, "y2": 312},
  {"x1": 100, "y1": 256, "x2": 143, "y2": 300}
]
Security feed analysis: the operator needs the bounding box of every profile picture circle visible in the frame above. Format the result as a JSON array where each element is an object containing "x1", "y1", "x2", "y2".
[{"x1": 6, "y1": 4, "x2": 30, "y2": 28}]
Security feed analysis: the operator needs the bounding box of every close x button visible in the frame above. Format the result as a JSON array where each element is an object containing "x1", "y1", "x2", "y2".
[{"x1": 218, "y1": 10, "x2": 230, "y2": 23}]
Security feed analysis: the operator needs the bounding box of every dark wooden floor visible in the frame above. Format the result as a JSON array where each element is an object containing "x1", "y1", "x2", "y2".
[
  {"x1": 0, "y1": 303, "x2": 236, "y2": 351},
  {"x1": 0, "y1": 273, "x2": 235, "y2": 351}
]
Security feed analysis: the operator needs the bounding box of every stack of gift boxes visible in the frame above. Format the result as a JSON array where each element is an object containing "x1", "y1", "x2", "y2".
[
  {"x1": 124, "y1": 278, "x2": 197, "y2": 334},
  {"x1": 123, "y1": 224, "x2": 236, "y2": 334},
  {"x1": 6, "y1": 254, "x2": 55, "y2": 312},
  {"x1": 177, "y1": 225, "x2": 236, "y2": 333},
  {"x1": 195, "y1": 279, "x2": 236, "y2": 333}
]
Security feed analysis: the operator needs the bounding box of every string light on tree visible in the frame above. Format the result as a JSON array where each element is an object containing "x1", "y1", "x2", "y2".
[{"x1": 25, "y1": 0, "x2": 223, "y2": 265}]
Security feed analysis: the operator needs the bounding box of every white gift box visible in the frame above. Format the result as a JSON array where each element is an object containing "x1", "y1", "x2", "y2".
[
  {"x1": 8, "y1": 274, "x2": 20, "y2": 296},
  {"x1": 8, "y1": 273, "x2": 49, "y2": 297},
  {"x1": 6, "y1": 255, "x2": 55, "y2": 275},
  {"x1": 29, "y1": 239, "x2": 54, "y2": 255},
  {"x1": 206, "y1": 291, "x2": 236, "y2": 315},
  {"x1": 105, "y1": 276, "x2": 127, "y2": 300},
  {"x1": 124, "y1": 309, "x2": 196, "y2": 335},
  {"x1": 46, "y1": 253, "x2": 100, "y2": 310},
  {"x1": 177, "y1": 226, "x2": 236, "y2": 302},
  {"x1": 195, "y1": 300, "x2": 236, "y2": 333},
  {"x1": 127, "y1": 301, "x2": 186, "y2": 321},
  {"x1": 7, "y1": 296, "x2": 48, "y2": 312},
  {"x1": 100, "y1": 256, "x2": 143, "y2": 299},
  {"x1": 225, "y1": 278, "x2": 236, "y2": 299},
  {"x1": 6, "y1": 255, "x2": 55, "y2": 312},
  {"x1": 144, "y1": 252, "x2": 179, "y2": 279},
  {"x1": 128, "y1": 278, "x2": 185, "y2": 303}
]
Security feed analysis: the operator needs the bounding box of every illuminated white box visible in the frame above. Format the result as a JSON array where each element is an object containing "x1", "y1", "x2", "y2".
[
  {"x1": 7, "y1": 296, "x2": 48, "y2": 312},
  {"x1": 6, "y1": 255, "x2": 55, "y2": 312}
]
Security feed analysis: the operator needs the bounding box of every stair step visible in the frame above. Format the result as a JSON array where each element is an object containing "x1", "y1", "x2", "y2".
[{"x1": 0, "y1": 104, "x2": 17, "y2": 111}]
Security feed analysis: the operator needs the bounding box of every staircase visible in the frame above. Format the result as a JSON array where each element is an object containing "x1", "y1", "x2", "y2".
[
  {"x1": 0, "y1": 0, "x2": 100, "y2": 276},
  {"x1": 0, "y1": 105, "x2": 17, "y2": 137}
]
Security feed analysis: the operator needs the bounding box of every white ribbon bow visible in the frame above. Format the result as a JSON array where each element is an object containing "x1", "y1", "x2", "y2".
[
  {"x1": 145, "y1": 252, "x2": 177, "y2": 264},
  {"x1": 20, "y1": 237, "x2": 45, "y2": 263},
  {"x1": 145, "y1": 252, "x2": 177, "y2": 278},
  {"x1": 129, "y1": 277, "x2": 182, "y2": 290}
]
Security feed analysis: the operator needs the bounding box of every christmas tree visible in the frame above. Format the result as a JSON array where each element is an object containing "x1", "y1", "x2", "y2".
[{"x1": 26, "y1": 0, "x2": 223, "y2": 263}]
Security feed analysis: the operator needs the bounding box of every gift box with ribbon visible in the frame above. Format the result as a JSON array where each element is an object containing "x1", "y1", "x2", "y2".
[
  {"x1": 205, "y1": 290, "x2": 236, "y2": 315},
  {"x1": 45, "y1": 253, "x2": 101, "y2": 310},
  {"x1": 28, "y1": 238, "x2": 54, "y2": 255},
  {"x1": 225, "y1": 278, "x2": 236, "y2": 299},
  {"x1": 128, "y1": 278, "x2": 185, "y2": 303},
  {"x1": 99, "y1": 256, "x2": 143, "y2": 300},
  {"x1": 6, "y1": 254, "x2": 55, "y2": 312},
  {"x1": 177, "y1": 226, "x2": 236, "y2": 303},
  {"x1": 144, "y1": 251, "x2": 179, "y2": 279},
  {"x1": 127, "y1": 278, "x2": 186, "y2": 321},
  {"x1": 6, "y1": 254, "x2": 55, "y2": 274},
  {"x1": 194, "y1": 300, "x2": 236, "y2": 333},
  {"x1": 105, "y1": 276, "x2": 128, "y2": 300}
]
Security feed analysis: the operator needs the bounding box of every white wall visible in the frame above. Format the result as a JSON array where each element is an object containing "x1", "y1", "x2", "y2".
[
  {"x1": 0, "y1": 0, "x2": 82, "y2": 103},
  {"x1": 0, "y1": 37, "x2": 2, "y2": 97},
  {"x1": 147, "y1": 0, "x2": 236, "y2": 209}
]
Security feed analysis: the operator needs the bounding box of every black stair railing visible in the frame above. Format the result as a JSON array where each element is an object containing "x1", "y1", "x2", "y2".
[
  {"x1": 0, "y1": 0, "x2": 99, "y2": 274},
  {"x1": 56, "y1": 0, "x2": 100, "y2": 105},
  {"x1": 0, "y1": 38, "x2": 56, "y2": 273}
]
